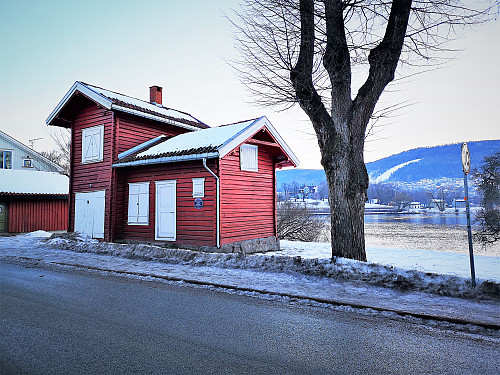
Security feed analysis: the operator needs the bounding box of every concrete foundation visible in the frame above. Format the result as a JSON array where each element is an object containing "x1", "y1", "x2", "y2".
[{"x1": 116, "y1": 236, "x2": 280, "y2": 255}]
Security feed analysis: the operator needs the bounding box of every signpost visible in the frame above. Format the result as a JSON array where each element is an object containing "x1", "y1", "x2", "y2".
[{"x1": 461, "y1": 143, "x2": 476, "y2": 288}]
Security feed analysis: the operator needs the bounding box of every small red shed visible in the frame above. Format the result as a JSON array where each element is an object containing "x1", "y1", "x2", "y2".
[
  {"x1": 47, "y1": 82, "x2": 298, "y2": 253},
  {"x1": 0, "y1": 169, "x2": 69, "y2": 233}
]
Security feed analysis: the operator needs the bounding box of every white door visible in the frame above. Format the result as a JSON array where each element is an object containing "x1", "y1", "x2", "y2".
[
  {"x1": 74, "y1": 190, "x2": 105, "y2": 239},
  {"x1": 155, "y1": 180, "x2": 176, "y2": 241}
]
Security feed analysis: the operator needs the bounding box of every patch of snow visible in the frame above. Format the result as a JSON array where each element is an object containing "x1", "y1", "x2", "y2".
[
  {"x1": 371, "y1": 159, "x2": 422, "y2": 184},
  {"x1": 27, "y1": 235, "x2": 497, "y2": 301},
  {"x1": 24, "y1": 230, "x2": 53, "y2": 238},
  {"x1": 0, "y1": 169, "x2": 68, "y2": 195},
  {"x1": 1, "y1": 234, "x2": 498, "y2": 329},
  {"x1": 274, "y1": 240, "x2": 500, "y2": 283},
  {"x1": 87, "y1": 84, "x2": 204, "y2": 124},
  {"x1": 137, "y1": 120, "x2": 257, "y2": 158}
]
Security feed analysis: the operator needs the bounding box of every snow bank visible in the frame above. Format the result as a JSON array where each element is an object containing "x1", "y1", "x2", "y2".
[
  {"x1": 43, "y1": 234, "x2": 499, "y2": 301},
  {"x1": 24, "y1": 230, "x2": 53, "y2": 238}
]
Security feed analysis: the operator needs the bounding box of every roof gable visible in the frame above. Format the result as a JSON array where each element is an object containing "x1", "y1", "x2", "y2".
[
  {"x1": 113, "y1": 116, "x2": 299, "y2": 168},
  {"x1": 0, "y1": 130, "x2": 64, "y2": 173},
  {"x1": 46, "y1": 81, "x2": 208, "y2": 131}
]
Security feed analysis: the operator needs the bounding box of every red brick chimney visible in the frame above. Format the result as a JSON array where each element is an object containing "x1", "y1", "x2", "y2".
[{"x1": 149, "y1": 85, "x2": 162, "y2": 105}]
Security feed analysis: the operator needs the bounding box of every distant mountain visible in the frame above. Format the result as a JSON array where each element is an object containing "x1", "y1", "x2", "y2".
[
  {"x1": 276, "y1": 140, "x2": 499, "y2": 187},
  {"x1": 366, "y1": 140, "x2": 499, "y2": 184}
]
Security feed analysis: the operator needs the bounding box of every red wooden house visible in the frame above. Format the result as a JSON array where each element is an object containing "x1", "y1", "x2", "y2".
[{"x1": 47, "y1": 82, "x2": 298, "y2": 252}]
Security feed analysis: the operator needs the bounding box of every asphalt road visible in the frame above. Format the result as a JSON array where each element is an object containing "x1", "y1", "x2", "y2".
[{"x1": 1, "y1": 261, "x2": 499, "y2": 375}]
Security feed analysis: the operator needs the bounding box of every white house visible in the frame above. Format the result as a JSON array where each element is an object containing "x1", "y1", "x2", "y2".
[{"x1": 0, "y1": 130, "x2": 63, "y2": 173}]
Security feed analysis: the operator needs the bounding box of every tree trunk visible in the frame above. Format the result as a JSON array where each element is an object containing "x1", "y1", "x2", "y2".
[{"x1": 320, "y1": 119, "x2": 368, "y2": 261}]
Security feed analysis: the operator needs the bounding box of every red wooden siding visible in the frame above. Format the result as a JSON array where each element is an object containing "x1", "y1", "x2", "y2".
[
  {"x1": 219, "y1": 145, "x2": 276, "y2": 244},
  {"x1": 8, "y1": 198, "x2": 68, "y2": 233},
  {"x1": 114, "y1": 160, "x2": 218, "y2": 246},
  {"x1": 115, "y1": 113, "x2": 189, "y2": 157},
  {"x1": 69, "y1": 103, "x2": 114, "y2": 239},
  {"x1": 69, "y1": 104, "x2": 191, "y2": 241}
]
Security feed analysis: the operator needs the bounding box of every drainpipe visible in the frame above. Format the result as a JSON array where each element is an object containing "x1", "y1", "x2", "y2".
[{"x1": 203, "y1": 158, "x2": 220, "y2": 248}]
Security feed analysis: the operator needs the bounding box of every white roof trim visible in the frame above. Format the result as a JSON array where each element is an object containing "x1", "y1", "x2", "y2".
[
  {"x1": 47, "y1": 81, "x2": 203, "y2": 131},
  {"x1": 118, "y1": 134, "x2": 167, "y2": 160},
  {"x1": 218, "y1": 116, "x2": 299, "y2": 167},
  {"x1": 112, "y1": 152, "x2": 219, "y2": 168},
  {"x1": 46, "y1": 81, "x2": 112, "y2": 125}
]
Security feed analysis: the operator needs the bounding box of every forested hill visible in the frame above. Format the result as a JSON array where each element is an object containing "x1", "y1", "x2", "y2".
[{"x1": 276, "y1": 140, "x2": 499, "y2": 186}]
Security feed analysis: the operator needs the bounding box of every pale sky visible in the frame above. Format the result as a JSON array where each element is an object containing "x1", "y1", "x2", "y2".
[{"x1": 1, "y1": 0, "x2": 498, "y2": 169}]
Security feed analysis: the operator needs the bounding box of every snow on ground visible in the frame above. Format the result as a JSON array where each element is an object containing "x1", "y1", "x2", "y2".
[
  {"x1": 1, "y1": 230, "x2": 499, "y2": 331},
  {"x1": 275, "y1": 241, "x2": 500, "y2": 283}
]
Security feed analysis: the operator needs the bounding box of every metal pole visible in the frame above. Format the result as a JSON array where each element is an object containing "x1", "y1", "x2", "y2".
[{"x1": 463, "y1": 171, "x2": 476, "y2": 288}]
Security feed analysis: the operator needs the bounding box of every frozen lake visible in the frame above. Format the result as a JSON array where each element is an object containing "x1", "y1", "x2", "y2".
[{"x1": 364, "y1": 212, "x2": 477, "y2": 227}]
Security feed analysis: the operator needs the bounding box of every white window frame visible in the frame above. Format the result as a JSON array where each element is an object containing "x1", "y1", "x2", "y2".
[
  {"x1": 240, "y1": 144, "x2": 258, "y2": 172},
  {"x1": 1, "y1": 150, "x2": 13, "y2": 169},
  {"x1": 82, "y1": 125, "x2": 104, "y2": 164},
  {"x1": 192, "y1": 178, "x2": 205, "y2": 198},
  {"x1": 23, "y1": 158, "x2": 33, "y2": 168},
  {"x1": 127, "y1": 182, "x2": 150, "y2": 225}
]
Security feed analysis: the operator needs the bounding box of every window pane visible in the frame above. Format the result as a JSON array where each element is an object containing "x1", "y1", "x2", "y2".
[{"x1": 4, "y1": 151, "x2": 12, "y2": 169}]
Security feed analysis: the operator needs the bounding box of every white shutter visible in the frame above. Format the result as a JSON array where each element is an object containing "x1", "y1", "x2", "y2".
[
  {"x1": 240, "y1": 144, "x2": 258, "y2": 172},
  {"x1": 82, "y1": 125, "x2": 104, "y2": 163},
  {"x1": 192, "y1": 178, "x2": 205, "y2": 197},
  {"x1": 128, "y1": 182, "x2": 149, "y2": 225},
  {"x1": 127, "y1": 185, "x2": 139, "y2": 224}
]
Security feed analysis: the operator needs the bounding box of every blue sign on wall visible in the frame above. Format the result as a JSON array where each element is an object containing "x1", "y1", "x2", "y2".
[{"x1": 194, "y1": 198, "x2": 204, "y2": 209}]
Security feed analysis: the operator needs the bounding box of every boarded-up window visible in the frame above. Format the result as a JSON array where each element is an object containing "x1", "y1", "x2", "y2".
[
  {"x1": 128, "y1": 182, "x2": 150, "y2": 225},
  {"x1": 192, "y1": 178, "x2": 205, "y2": 198},
  {"x1": 82, "y1": 125, "x2": 104, "y2": 163},
  {"x1": 240, "y1": 144, "x2": 258, "y2": 172}
]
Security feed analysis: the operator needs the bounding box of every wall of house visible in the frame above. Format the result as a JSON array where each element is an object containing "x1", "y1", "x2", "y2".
[
  {"x1": 69, "y1": 102, "x2": 114, "y2": 238},
  {"x1": 113, "y1": 160, "x2": 217, "y2": 246},
  {"x1": 219, "y1": 145, "x2": 276, "y2": 244},
  {"x1": 115, "y1": 113, "x2": 189, "y2": 156},
  {"x1": 0, "y1": 133, "x2": 61, "y2": 172},
  {"x1": 69, "y1": 104, "x2": 192, "y2": 240},
  {"x1": 5, "y1": 196, "x2": 68, "y2": 233}
]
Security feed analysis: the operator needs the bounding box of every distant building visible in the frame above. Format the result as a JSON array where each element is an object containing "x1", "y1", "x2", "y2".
[
  {"x1": 0, "y1": 131, "x2": 68, "y2": 233},
  {"x1": 409, "y1": 202, "x2": 422, "y2": 209},
  {"x1": 428, "y1": 199, "x2": 446, "y2": 211},
  {"x1": 0, "y1": 130, "x2": 63, "y2": 173},
  {"x1": 452, "y1": 199, "x2": 466, "y2": 211}
]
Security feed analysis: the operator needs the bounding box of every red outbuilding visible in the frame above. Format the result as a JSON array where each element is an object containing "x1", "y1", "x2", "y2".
[
  {"x1": 47, "y1": 82, "x2": 298, "y2": 253},
  {"x1": 0, "y1": 169, "x2": 69, "y2": 233}
]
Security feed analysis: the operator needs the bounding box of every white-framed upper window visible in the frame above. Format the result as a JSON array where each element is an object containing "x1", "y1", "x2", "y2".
[
  {"x1": 23, "y1": 158, "x2": 33, "y2": 168},
  {"x1": 128, "y1": 182, "x2": 150, "y2": 225},
  {"x1": 82, "y1": 125, "x2": 104, "y2": 163},
  {"x1": 240, "y1": 144, "x2": 258, "y2": 172},
  {"x1": 0, "y1": 150, "x2": 12, "y2": 169},
  {"x1": 192, "y1": 178, "x2": 205, "y2": 198}
]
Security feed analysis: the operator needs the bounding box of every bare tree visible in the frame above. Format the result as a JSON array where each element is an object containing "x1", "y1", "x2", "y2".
[
  {"x1": 277, "y1": 202, "x2": 326, "y2": 241},
  {"x1": 474, "y1": 152, "x2": 500, "y2": 244},
  {"x1": 41, "y1": 128, "x2": 71, "y2": 176},
  {"x1": 230, "y1": 0, "x2": 497, "y2": 260}
]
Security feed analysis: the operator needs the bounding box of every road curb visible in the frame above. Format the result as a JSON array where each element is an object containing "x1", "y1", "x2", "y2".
[{"x1": 32, "y1": 259, "x2": 499, "y2": 331}]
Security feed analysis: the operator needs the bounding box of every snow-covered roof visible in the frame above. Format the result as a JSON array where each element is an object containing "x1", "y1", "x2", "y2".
[
  {"x1": 113, "y1": 116, "x2": 299, "y2": 168},
  {"x1": 46, "y1": 81, "x2": 208, "y2": 131},
  {"x1": 0, "y1": 169, "x2": 69, "y2": 195}
]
